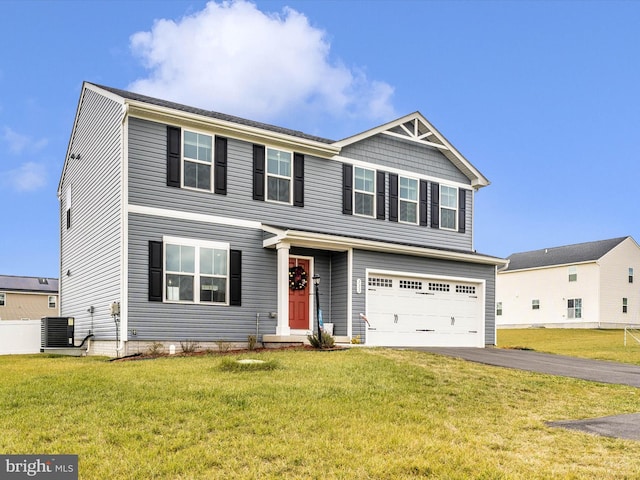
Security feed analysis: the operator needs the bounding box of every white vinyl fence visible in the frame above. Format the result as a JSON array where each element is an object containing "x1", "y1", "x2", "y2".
[{"x1": 0, "y1": 320, "x2": 41, "y2": 354}]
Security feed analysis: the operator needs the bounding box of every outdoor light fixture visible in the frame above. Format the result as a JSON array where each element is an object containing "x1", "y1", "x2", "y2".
[{"x1": 312, "y1": 274, "x2": 320, "y2": 286}]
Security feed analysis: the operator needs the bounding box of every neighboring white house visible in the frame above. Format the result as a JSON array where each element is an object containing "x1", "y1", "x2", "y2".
[{"x1": 496, "y1": 237, "x2": 640, "y2": 328}]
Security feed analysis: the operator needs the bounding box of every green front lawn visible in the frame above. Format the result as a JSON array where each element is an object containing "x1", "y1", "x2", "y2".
[
  {"x1": 1, "y1": 347, "x2": 639, "y2": 479},
  {"x1": 498, "y1": 328, "x2": 640, "y2": 364}
]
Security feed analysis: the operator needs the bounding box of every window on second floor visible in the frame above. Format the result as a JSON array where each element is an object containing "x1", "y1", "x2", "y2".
[
  {"x1": 266, "y1": 148, "x2": 292, "y2": 204},
  {"x1": 532, "y1": 299, "x2": 540, "y2": 310},
  {"x1": 399, "y1": 176, "x2": 418, "y2": 224},
  {"x1": 48, "y1": 296, "x2": 57, "y2": 309},
  {"x1": 354, "y1": 167, "x2": 375, "y2": 217},
  {"x1": 623, "y1": 298, "x2": 628, "y2": 314},
  {"x1": 567, "y1": 298, "x2": 582, "y2": 319},
  {"x1": 629, "y1": 268, "x2": 634, "y2": 283},
  {"x1": 496, "y1": 302, "x2": 502, "y2": 316},
  {"x1": 568, "y1": 266, "x2": 577, "y2": 282},
  {"x1": 440, "y1": 185, "x2": 458, "y2": 230},
  {"x1": 183, "y1": 130, "x2": 213, "y2": 191},
  {"x1": 0, "y1": 292, "x2": 5, "y2": 306}
]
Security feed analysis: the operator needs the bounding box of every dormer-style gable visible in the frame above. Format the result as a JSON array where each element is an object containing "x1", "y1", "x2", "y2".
[{"x1": 334, "y1": 112, "x2": 489, "y2": 189}]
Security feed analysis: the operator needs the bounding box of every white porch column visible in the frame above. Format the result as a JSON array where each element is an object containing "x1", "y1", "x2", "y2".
[{"x1": 276, "y1": 242, "x2": 291, "y2": 336}]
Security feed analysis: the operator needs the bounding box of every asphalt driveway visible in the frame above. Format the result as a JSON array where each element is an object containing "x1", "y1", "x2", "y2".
[{"x1": 415, "y1": 347, "x2": 640, "y2": 440}]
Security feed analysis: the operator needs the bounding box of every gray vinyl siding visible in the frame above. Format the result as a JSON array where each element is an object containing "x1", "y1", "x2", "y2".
[
  {"x1": 340, "y1": 135, "x2": 470, "y2": 185},
  {"x1": 351, "y1": 249, "x2": 496, "y2": 345},
  {"x1": 127, "y1": 117, "x2": 473, "y2": 252},
  {"x1": 59, "y1": 88, "x2": 123, "y2": 341},
  {"x1": 330, "y1": 251, "x2": 349, "y2": 336},
  {"x1": 128, "y1": 213, "x2": 278, "y2": 341}
]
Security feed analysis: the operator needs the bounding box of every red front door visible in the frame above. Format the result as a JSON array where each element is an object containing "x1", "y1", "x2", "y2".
[{"x1": 289, "y1": 258, "x2": 310, "y2": 330}]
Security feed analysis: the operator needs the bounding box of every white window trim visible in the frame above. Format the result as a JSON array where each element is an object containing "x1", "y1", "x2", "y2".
[
  {"x1": 353, "y1": 166, "x2": 376, "y2": 218},
  {"x1": 48, "y1": 296, "x2": 57, "y2": 309},
  {"x1": 439, "y1": 184, "x2": 458, "y2": 231},
  {"x1": 398, "y1": 175, "x2": 419, "y2": 225},
  {"x1": 532, "y1": 299, "x2": 540, "y2": 310},
  {"x1": 568, "y1": 266, "x2": 577, "y2": 282},
  {"x1": 265, "y1": 146, "x2": 293, "y2": 205},
  {"x1": 629, "y1": 267, "x2": 634, "y2": 283},
  {"x1": 0, "y1": 292, "x2": 5, "y2": 306},
  {"x1": 182, "y1": 128, "x2": 214, "y2": 193},
  {"x1": 163, "y1": 236, "x2": 230, "y2": 305}
]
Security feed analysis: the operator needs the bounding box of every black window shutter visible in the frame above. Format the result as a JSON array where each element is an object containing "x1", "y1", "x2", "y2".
[
  {"x1": 388, "y1": 173, "x2": 398, "y2": 222},
  {"x1": 214, "y1": 136, "x2": 228, "y2": 195},
  {"x1": 430, "y1": 182, "x2": 440, "y2": 228},
  {"x1": 419, "y1": 180, "x2": 428, "y2": 226},
  {"x1": 293, "y1": 153, "x2": 304, "y2": 207},
  {"x1": 376, "y1": 171, "x2": 386, "y2": 220},
  {"x1": 342, "y1": 164, "x2": 353, "y2": 214},
  {"x1": 458, "y1": 189, "x2": 467, "y2": 233},
  {"x1": 166, "y1": 126, "x2": 181, "y2": 187},
  {"x1": 229, "y1": 249, "x2": 242, "y2": 306},
  {"x1": 149, "y1": 241, "x2": 163, "y2": 302},
  {"x1": 253, "y1": 145, "x2": 265, "y2": 201}
]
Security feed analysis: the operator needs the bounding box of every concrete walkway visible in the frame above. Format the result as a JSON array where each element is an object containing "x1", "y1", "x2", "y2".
[{"x1": 416, "y1": 347, "x2": 640, "y2": 440}]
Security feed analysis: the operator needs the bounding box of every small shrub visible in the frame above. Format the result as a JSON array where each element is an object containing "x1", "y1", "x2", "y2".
[
  {"x1": 180, "y1": 340, "x2": 200, "y2": 354},
  {"x1": 247, "y1": 335, "x2": 257, "y2": 351},
  {"x1": 351, "y1": 335, "x2": 361, "y2": 344},
  {"x1": 307, "y1": 332, "x2": 335, "y2": 349},
  {"x1": 219, "y1": 357, "x2": 279, "y2": 372},
  {"x1": 216, "y1": 340, "x2": 232, "y2": 353},
  {"x1": 147, "y1": 342, "x2": 165, "y2": 356}
]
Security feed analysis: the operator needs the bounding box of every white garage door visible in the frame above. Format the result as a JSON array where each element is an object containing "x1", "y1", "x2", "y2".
[{"x1": 366, "y1": 273, "x2": 484, "y2": 347}]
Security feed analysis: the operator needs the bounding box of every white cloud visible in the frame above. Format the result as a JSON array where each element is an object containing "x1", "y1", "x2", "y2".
[
  {"x1": 5, "y1": 162, "x2": 47, "y2": 192},
  {"x1": 128, "y1": 0, "x2": 395, "y2": 127},
  {"x1": 2, "y1": 127, "x2": 48, "y2": 154}
]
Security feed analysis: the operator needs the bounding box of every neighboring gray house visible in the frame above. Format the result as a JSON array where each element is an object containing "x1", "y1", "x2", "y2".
[
  {"x1": 58, "y1": 82, "x2": 506, "y2": 356},
  {"x1": 497, "y1": 237, "x2": 640, "y2": 328}
]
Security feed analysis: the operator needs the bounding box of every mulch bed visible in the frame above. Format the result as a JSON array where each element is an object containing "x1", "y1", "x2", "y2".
[{"x1": 111, "y1": 344, "x2": 346, "y2": 361}]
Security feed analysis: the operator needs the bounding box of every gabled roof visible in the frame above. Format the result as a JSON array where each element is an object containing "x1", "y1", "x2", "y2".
[
  {"x1": 501, "y1": 237, "x2": 630, "y2": 272},
  {"x1": 0, "y1": 275, "x2": 59, "y2": 293},
  {"x1": 334, "y1": 112, "x2": 490, "y2": 188},
  {"x1": 91, "y1": 83, "x2": 336, "y2": 145}
]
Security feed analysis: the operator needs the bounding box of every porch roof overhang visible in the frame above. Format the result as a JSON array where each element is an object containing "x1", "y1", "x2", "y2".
[{"x1": 262, "y1": 225, "x2": 508, "y2": 267}]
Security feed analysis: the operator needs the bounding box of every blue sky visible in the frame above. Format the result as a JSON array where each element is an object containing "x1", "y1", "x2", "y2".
[{"x1": 1, "y1": 0, "x2": 639, "y2": 278}]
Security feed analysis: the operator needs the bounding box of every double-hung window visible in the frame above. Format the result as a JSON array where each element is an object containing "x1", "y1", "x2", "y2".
[
  {"x1": 0, "y1": 292, "x2": 5, "y2": 306},
  {"x1": 165, "y1": 237, "x2": 229, "y2": 304},
  {"x1": 183, "y1": 130, "x2": 213, "y2": 191},
  {"x1": 399, "y1": 176, "x2": 418, "y2": 224},
  {"x1": 623, "y1": 298, "x2": 628, "y2": 314},
  {"x1": 440, "y1": 185, "x2": 458, "y2": 230},
  {"x1": 48, "y1": 296, "x2": 57, "y2": 309},
  {"x1": 567, "y1": 298, "x2": 582, "y2": 319},
  {"x1": 568, "y1": 266, "x2": 577, "y2": 282},
  {"x1": 266, "y1": 148, "x2": 292, "y2": 203},
  {"x1": 532, "y1": 299, "x2": 540, "y2": 310},
  {"x1": 354, "y1": 167, "x2": 375, "y2": 217},
  {"x1": 629, "y1": 268, "x2": 634, "y2": 283}
]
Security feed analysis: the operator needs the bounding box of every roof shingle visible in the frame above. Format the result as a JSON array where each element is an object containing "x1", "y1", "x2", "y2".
[{"x1": 502, "y1": 237, "x2": 629, "y2": 272}]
